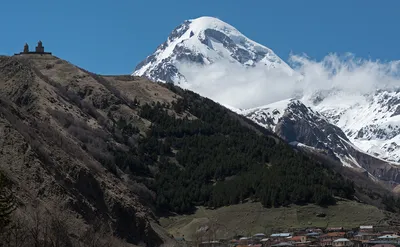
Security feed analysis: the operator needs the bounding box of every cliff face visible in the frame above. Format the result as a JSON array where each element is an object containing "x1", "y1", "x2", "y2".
[
  {"x1": 244, "y1": 99, "x2": 400, "y2": 187},
  {"x1": 0, "y1": 54, "x2": 179, "y2": 246}
]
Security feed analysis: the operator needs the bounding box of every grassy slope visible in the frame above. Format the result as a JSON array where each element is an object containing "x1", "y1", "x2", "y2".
[{"x1": 160, "y1": 201, "x2": 390, "y2": 241}]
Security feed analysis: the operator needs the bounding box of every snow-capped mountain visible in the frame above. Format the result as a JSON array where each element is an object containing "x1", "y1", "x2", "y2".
[
  {"x1": 133, "y1": 16, "x2": 294, "y2": 84},
  {"x1": 242, "y1": 98, "x2": 400, "y2": 183},
  {"x1": 133, "y1": 16, "x2": 400, "y2": 185},
  {"x1": 305, "y1": 90, "x2": 400, "y2": 163},
  {"x1": 242, "y1": 99, "x2": 361, "y2": 167}
]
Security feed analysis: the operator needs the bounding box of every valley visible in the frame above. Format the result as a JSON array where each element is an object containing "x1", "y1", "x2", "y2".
[
  {"x1": 160, "y1": 201, "x2": 390, "y2": 242},
  {"x1": 0, "y1": 15, "x2": 400, "y2": 247}
]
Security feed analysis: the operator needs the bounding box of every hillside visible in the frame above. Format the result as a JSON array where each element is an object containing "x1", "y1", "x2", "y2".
[
  {"x1": 0, "y1": 53, "x2": 396, "y2": 246},
  {"x1": 133, "y1": 16, "x2": 400, "y2": 191},
  {"x1": 137, "y1": 85, "x2": 355, "y2": 213},
  {"x1": 0, "y1": 54, "x2": 177, "y2": 246}
]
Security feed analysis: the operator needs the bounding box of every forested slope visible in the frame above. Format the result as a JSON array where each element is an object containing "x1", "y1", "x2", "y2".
[{"x1": 135, "y1": 85, "x2": 355, "y2": 213}]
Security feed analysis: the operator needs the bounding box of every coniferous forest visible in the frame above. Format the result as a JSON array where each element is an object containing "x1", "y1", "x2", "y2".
[
  {"x1": 131, "y1": 84, "x2": 355, "y2": 213},
  {"x1": 45, "y1": 75, "x2": 356, "y2": 214}
]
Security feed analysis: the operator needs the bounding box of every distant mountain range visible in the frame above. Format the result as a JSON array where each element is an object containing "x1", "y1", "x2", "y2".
[{"x1": 134, "y1": 16, "x2": 400, "y2": 187}]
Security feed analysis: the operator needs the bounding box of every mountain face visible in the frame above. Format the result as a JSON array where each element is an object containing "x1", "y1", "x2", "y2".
[
  {"x1": 133, "y1": 16, "x2": 293, "y2": 84},
  {"x1": 242, "y1": 99, "x2": 400, "y2": 184},
  {"x1": 307, "y1": 90, "x2": 400, "y2": 163},
  {"x1": 242, "y1": 99, "x2": 348, "y2": 161},
  {"x1": 133, "y1": 16, "x2": 400, "y2": 187}
]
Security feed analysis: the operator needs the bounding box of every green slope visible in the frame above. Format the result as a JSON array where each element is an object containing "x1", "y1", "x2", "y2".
[{"x1": 160, "y1": 201, "x2": 390, "y2": 241}]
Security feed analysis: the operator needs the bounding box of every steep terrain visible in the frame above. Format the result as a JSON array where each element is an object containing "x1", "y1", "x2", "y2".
[
  {"x1": 0, "y1": 53, "x2": 378, "y2": 246},
  {"x1": 307, "y1": 89, "x2": 400, "y2": 163},
  {"x1": 0, "y1": 54, "x2": 175, "y2": 246},
  {"x1": 133, "y1": 16, "x2": 293, "y2": 84},
  {"x1": 133, "y1": 16, "x2": 400, "y2": 187},
  {"x1": 243, "y1": 99, "x2": 400, "y2": 185},
  {"x1": 241, "y1": 89, "x2": 400, "y2": 183}
]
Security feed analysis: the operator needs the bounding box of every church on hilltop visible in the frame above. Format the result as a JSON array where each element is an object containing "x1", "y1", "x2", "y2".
[{"x1": 15, "y1": 41, "x2": 52, "y2": 55}]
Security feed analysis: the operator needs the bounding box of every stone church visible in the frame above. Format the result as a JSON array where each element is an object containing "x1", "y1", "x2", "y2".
[{"x1": 15, "y1": 41, "x2": 52, "y2": 55}]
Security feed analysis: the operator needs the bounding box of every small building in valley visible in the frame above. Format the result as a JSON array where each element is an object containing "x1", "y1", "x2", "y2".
[
  {"x1": 377, "y1": 235, "x2": 400, "y2": 240},
  {"x1": 271, "y1": 233, "x2": 293, "y2": 238},
  {"x1": 333, "y1": 238, "x2": 353, "y2": 247},
  {"x1": 360, "y1": 226, "x2": 374, "y2": 232},
  {"x1": 320, "y1": 232, "x2": 347, "y2": 247},
  {"x1": 353, "y1": 232, "x2": 379, "y2": 241},
  {"x1": 271, "y1": 242, "x2": 294, "y2": 247},
  {"x1": 288, "y1": 236, "x2": 307, "y2": 243}
]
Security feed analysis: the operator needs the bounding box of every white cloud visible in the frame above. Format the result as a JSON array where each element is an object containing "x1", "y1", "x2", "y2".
[{"x1": 176, "y1": 53, "x2": 400, "y2": 109}]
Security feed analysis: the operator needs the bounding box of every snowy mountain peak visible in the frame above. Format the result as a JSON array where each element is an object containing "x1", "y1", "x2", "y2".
[
  {"x1": 132, "y1": 17, "x2": 400, "y2": 185},
  {"x1": 133, "y1": 16, "x2": 293, "y2": 84},
  {"x1": 186, "y1": 16, "x2": 274, "y2": 56}
]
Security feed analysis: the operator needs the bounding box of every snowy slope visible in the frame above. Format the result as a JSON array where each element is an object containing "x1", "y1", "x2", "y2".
[
  {"x1": 133, "y1": 16, "x2": 294, "y2": 84},
  {"x1": 242, "y1": 89, "x2": 400, "y2": 165},
  {"x1": 306, "y1": 90, "x2": 400, "y2": 163},
  {"x1": 133, "y1": 16, "x2": 400, "y2": 177},
  {"x1": 242, "y1": 99, "x2": 361, "y2": 167},
  {"x1": 241, "y1": 98, "x2": 293, "y2": 131},
  {"x1": 242, "y1": 98, "x2": 400, "y2": 183}
]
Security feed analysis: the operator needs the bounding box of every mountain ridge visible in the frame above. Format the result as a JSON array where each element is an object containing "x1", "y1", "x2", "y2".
[
  {"x1": 241, "y1": 98, "x2": 400, "y2": 185},
  {"x1": 133, "y1": 16, "x2": 400, "y2": 185},
  {"x1": 133, "y1": 16, "x2": 294, "y2": 84}
]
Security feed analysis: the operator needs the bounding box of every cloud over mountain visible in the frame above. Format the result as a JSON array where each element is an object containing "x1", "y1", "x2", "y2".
[{"x1": 178, "y1": 53, "x2": 400, "y2": 109}]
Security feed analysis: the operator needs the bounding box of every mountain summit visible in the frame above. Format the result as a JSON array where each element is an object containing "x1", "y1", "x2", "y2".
[
  {"x1": 133, "y1": 16, "x2": 293, "y2": 84},
  {"x1": 133, "y1": 17, "x2": 400, "y2": 187}
]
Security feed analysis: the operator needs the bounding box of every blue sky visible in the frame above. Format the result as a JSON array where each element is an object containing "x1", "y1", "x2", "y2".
[{"x1": 1, "y1": 0, "x2": 399, "y2": 74}]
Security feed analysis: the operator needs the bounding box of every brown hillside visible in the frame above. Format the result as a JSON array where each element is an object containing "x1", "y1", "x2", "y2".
[{"x1": 0, "y1": 54, "x2": 180, "y2": 246}]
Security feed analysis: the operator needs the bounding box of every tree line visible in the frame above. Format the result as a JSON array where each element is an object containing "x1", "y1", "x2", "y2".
[{"x1": 136, "y1": 85, "x2": 356, "y2": 213}]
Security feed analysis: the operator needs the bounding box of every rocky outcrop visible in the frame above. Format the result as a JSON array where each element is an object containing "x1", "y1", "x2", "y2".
[{"x1": 245, "y1": 99, "x2": 400, "y2": 186}]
